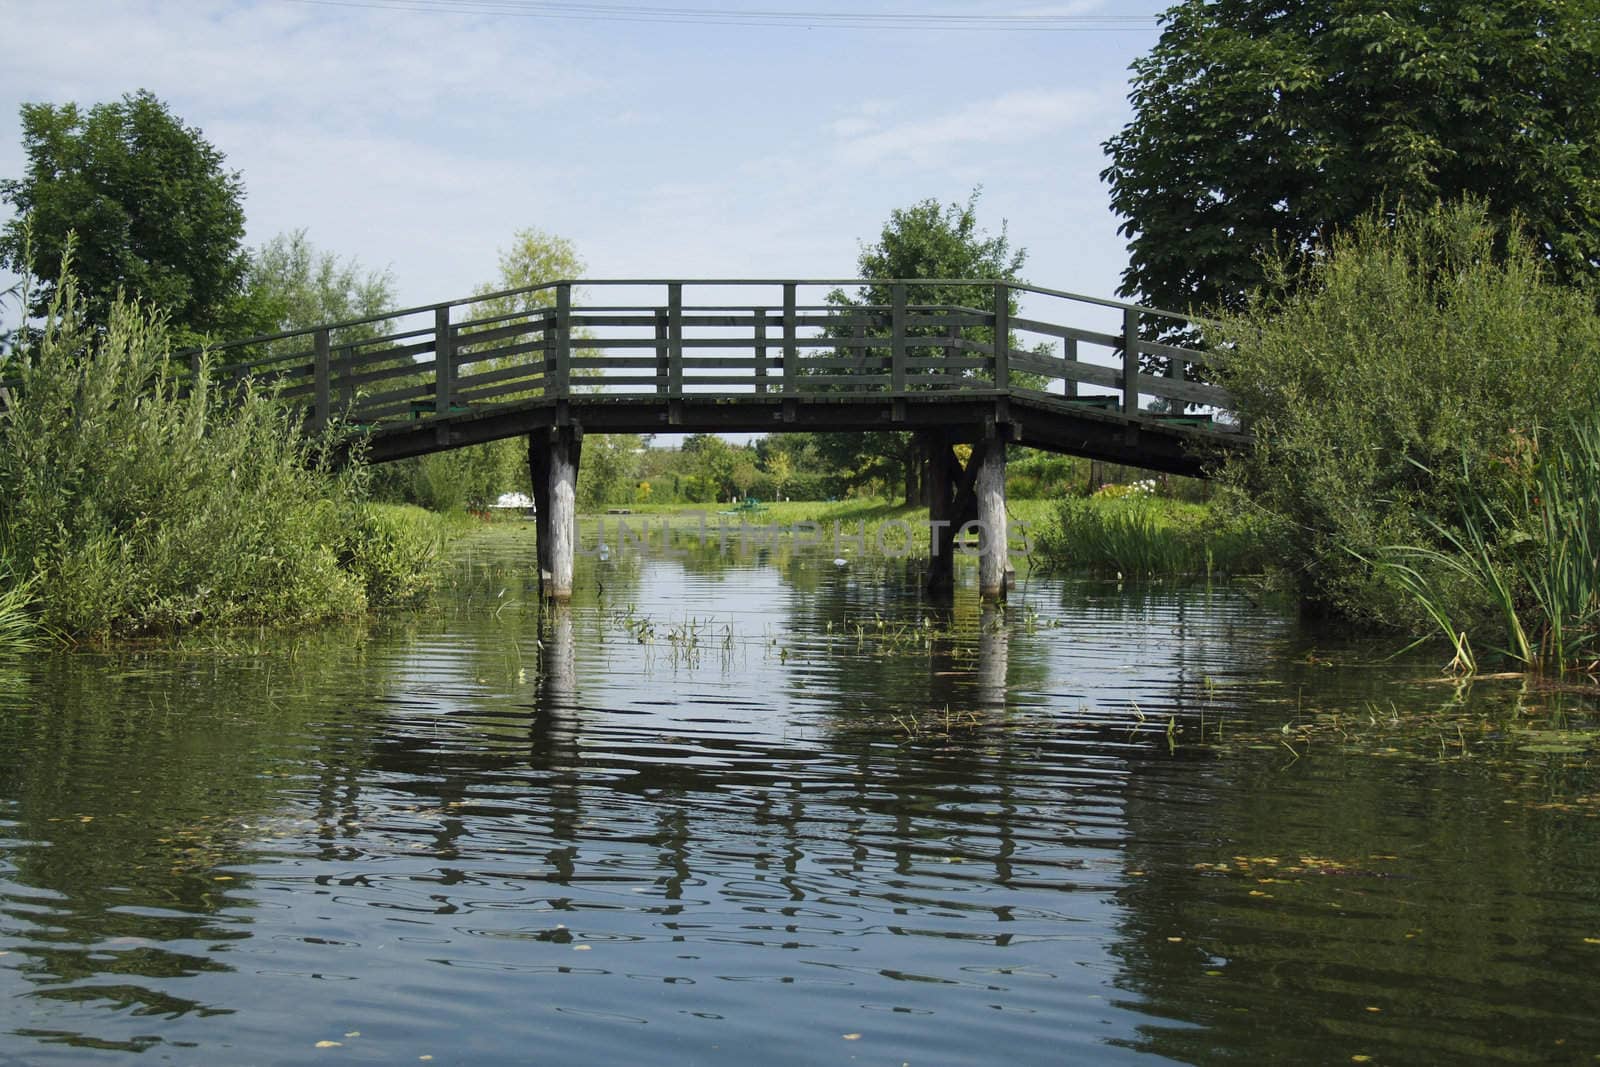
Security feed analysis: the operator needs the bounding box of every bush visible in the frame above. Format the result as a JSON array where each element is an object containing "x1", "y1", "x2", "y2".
[
  {"x1": 0, "y1": 269, "x2": 441, "y2": 642},
  {"x1": 1034, "y1": 496, "x2": 1268, "y2": 577},
  {"x1": 1211, "y1": 200, "x2": 1600, "y2": 626}
]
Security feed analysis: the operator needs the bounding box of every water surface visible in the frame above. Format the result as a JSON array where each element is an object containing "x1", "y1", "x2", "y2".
[{"x1": 2, "y1": 525, "x2": 1598, "y2": 1064}]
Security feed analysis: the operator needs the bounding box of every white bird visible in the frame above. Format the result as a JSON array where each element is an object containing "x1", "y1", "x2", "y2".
[
  {"x1": 598, "y1": 543, "x2": 611, "y2": 561},
  {"x1": 833, "y1": 557, "x2": 848, "y2": 567}
]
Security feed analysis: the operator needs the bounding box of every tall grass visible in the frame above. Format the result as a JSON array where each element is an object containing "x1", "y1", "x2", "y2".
[
  {"x1": 1034, "y1": 496, "x2": 1268, "y2": 578},
  {"x1": 1379, "y1": 414, "x2": 1600, "y2": 675},
  {"x1": 0, "y1": 267, "x2": 445, "y2": 643}
]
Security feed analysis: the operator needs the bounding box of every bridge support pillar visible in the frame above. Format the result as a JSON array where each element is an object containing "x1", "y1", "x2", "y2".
[
  {"x1": 925, "y1": 433, "x2": 956, "y2": 593},
  {"x1": 529, "y1": 426, "x2": 582, "y2": 601},
  {"x1": 976, "y1": 438, "x2": 1008, "y2": 601}
]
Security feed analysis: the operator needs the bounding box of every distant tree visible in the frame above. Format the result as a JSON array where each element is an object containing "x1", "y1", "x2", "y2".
[
  {"x1": 0, "y1": 90, "x2": 251, "y2": 342},
  {"x1": 241, "y1": 229, "x2": 395, "y2": 336},
  {"x1": 1103, "y1": 1, "x2": 1600, "y2": 322},
  {"x1": 470, "y1": 227, "x2": 584, "y2": 321},
  {"x1": 578, "y1": 433, "x2": 641, "y2": 509},
  {"x1": 823, "y1": 190, "x2": 1027, "y2": 504}
]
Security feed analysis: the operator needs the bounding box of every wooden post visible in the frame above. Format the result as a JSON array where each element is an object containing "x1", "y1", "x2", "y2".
[
  {"x1": 655, "y1": 309, "x2": 669, "y2": 396},
  {"x1": 434, "y1": 306, "x2": 453, "y2": 446},
  {"x1": 976, "y1": 438, "x2": 1008, "y2": 600},
  {"x1": 992, "y1": 283, "x2": 1010, "y2": 392},
  {"x1": 529, "y1": 433, "x2": 552, "y2": 585},
  {"x1": 667, "y1": 283, "x2": 683, "y2": 398},
  {"x1": 890, "y1": 282, "x2": 907, "y2": 393},
  {"x1": 1063, "y1": 337, "x2": 1078, "y2": 399},
  {"x1": 1121, "y1": 307, "x2": 1140, "y2": 415},
  {"x1": 554, "y1": 284, "x2": 572, "y2": 399},
  {"x1": 1165, "y1": 340, "x2": 1181, "y2": 413},
  {"x1": 753, "y1": 307, "x2": 768, "y2": 395},
  {"x1": 538, "y1": 425, "x2": 581, "y2": 601},
  {"x1": 926, "y1": 434, "x2": 956, "y2": 592},
  {"x1": 782, "y1": 283, "x2": 798, "y2": 394},
  {"x1": 313, "y1": 327, "x2": 331, "y2": 433}
]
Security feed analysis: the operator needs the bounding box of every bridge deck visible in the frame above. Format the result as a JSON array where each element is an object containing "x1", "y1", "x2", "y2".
[{"x1": 185, "y1": 278, "x2": 1238, "y2": 477}]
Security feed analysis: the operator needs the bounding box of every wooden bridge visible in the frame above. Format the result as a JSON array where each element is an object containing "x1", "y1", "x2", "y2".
[{"x1": 192, "y1": 279, "x2": 1239, "y2": 601}]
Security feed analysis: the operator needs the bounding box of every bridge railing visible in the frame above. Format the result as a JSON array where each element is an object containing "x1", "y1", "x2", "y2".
[{"x1": 175, "y1": 279, "x2": 1231, "y2": 435}]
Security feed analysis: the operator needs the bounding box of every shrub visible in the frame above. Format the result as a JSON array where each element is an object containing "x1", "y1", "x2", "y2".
[
  {"x1": 0, "y1": 268, "x2": 439, "y2": 642},
  {"x1": 1211, "y1": 200, "x2": 1600, "y2": 626}
]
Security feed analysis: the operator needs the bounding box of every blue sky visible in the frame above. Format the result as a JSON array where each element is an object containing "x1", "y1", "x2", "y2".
[{"x1": 2, "y1": 0, "x2": 1172, "y2": 312}]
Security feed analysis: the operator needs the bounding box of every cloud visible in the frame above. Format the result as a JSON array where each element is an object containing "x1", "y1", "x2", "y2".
[{"x1": 830, "y1": 87, "x2": 1121, "y2": 169}]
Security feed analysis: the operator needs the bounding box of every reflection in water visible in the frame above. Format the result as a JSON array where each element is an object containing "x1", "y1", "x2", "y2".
[{"x1": 1, "y1": 531, "x2": 1598, "y2": 1064}]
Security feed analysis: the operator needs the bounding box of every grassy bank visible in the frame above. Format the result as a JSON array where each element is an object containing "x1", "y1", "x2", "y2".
[
  {"x1": 1032, "y1": 494, "x2": 1271, "y2": 578},
  {"x1": 0, "y1": 271, "x2": 455, "y2": 649},
  {"x1": 582, "y1": 497, "x2": 1058, "y2": 554}
]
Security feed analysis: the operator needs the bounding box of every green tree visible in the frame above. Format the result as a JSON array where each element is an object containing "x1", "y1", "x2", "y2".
[
  {"x1": 0, "y1": 90, "x2": 250, "y2": 342},
  {"x1": 824, "y1": 190, "x2": 1027, "y2": 503},
  {"x1": 470, "y1": 226, "x2": 584, "y2": 321},
  {"x1": 241, "y1": 229, "x2": 395, "y2": 336},
  {"x1": 578, "y1": 433, "x2": 641, "y2": 509},
  {"x1": 1103, "y1": 1, "x2": 1600, "y2": 321}
]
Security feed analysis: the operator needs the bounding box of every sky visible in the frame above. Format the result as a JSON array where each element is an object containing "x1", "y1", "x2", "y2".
[{"x1": 0, "y1": 0, "x2": 1174, "y2": 317}]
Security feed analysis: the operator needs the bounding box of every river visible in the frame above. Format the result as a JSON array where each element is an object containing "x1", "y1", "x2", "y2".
[{"x1": 2, "y1": 522, "x2": 1598, "y2": 1064}]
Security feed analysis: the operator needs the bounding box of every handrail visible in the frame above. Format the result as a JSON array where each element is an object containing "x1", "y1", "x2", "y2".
[{"x1": 179, "y1": 277, "x2": 1208, "y2": 356}]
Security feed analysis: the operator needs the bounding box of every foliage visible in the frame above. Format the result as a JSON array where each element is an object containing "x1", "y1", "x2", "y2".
[
  {"x1": 1212, "y1": 200, "x2": 1600, "y2": 626},
  {"x1": 240, "y1": 229, "x2": 396, "y2": 337},
  {"x1": 578, "y1": 433, "x2": 641, "y2": 509},
  {"x1": 0, "y1": 266, "x2": 438, "y2": 642},
  {"x1": 0, "y1": 561, "x2": 37, "y2": 652},
  {"x1": 1379, "y1": 412, "x2": 1600, "y2": 675},
  {"x1": 407, "y1": 440, "x2": 526, "y2": 513},
  {"x1": 470, "y1": 227, "x2": 584, "y2": 318},
  {"x1": 376, "y1": 227, "x2": 584, "y2": 511},
  {"x1": 821, "y1": 190, "x2": 1028, "y2": 504},
  {"x1": 1035, "y1": 496, "x2": 1268, "y2": 578},
  {"x1": 0, "y1": 90, "x2": 250, "y2": 343},
  {"x1": 1104, "y1": 1, "x2": 1600, "y2": 321}
]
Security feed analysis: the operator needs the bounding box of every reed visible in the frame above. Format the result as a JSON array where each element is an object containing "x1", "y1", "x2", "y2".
[{"x1": 1379, "y1": 413, "x2": 1600, "y2": 676}]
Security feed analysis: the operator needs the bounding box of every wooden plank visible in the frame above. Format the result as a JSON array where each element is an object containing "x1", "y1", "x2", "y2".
[
  {"x1": 452, "y1": 319, "x2": 549, "y2": 348},
  {"x1": 667, "y1": 283, "x2": 683, "y2": 397},
  {"x1": 1121, "y1": 308, "x2": 1139, "y2": 414},
  {"x1": 783, "y1": 283, "x2": 797, "y2": 395},
  {"x1": 1134, "y1": 372, "x2": 1231, "y2": 409},
  {"x1": 553, "y1": 284, "x2": 572, "y2": 399},
  {"x1": 891, "y1": 283, "x2": 907, "y2": 392},
  {"x1": 313, "y1": 328, "x2": 331, "y2": 433},
  {"x1": 992, "y1": 283, "x2": 1010, "y2": 392},
  {"x1": 452, "y1": 338, "x2": 549, "y2": 368},
  {"x1": 453, "y1": 361, "x2": 546, "y2": 390},
  {"x1": 754, "y1": 307, "x2": 768, "y2": 395},
  {"x1": 1010, "y1": 316, "x2": 1122, "y2": 349},
  {"x1": 435, "y1": 305, "x2": 453, "y2": 425}
]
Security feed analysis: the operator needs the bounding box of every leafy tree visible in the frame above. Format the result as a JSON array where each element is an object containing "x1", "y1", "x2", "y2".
[
  {"x1": 1103, "y1": 1, "x2": 1600, "y2": 322},
  {"x1": 470, "y1": 226, "x2": 584, "y2": 321},
  {"x1": 823, "y1": 190, "x2": 1027, "y2": 503},
  {"x1": 0, "y1": 90, "x2": 251, "y2": 342},
  {"x1": 371, "y1": 227, "x2": 583, "y2": 511},
  {"x1": 241, "y1": 229, "x2": 395, "y2": 336},
  {"x1": 578, "y1": 433, "x2": 641, "y2": 509}
]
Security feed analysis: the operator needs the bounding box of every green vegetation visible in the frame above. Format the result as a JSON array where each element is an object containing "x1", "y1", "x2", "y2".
[
  {"x1": 0, "y1": 268, "x2": 448, "y2": 646},
  {"x1": 1104, "y1": 0, "x2": 1600, "y2": 321},
  {"x1": 1378, "y1": 412, "x2": 1600, "y2": 675},
  {"x1": 0, "y1": 90, "x2": 252, "y2": 343},
  {"x1": 815, "y1": 190, "x2": 1032, "y2": 504},
  {"x1": 1034, "y1": 492, "x2": 1267, "y2": 579},
  {"x1": 1211, "y1": 200, "x2": 1600, "y2": 668}
]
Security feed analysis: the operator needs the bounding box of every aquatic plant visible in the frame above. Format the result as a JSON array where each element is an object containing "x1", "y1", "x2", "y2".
[
  {"x1": 1034, "y1": 496, "x2": 1267, "y2": 578},
  {"x1": 1379, "y1": 412, "x2": 1600, "y2": 676}
]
